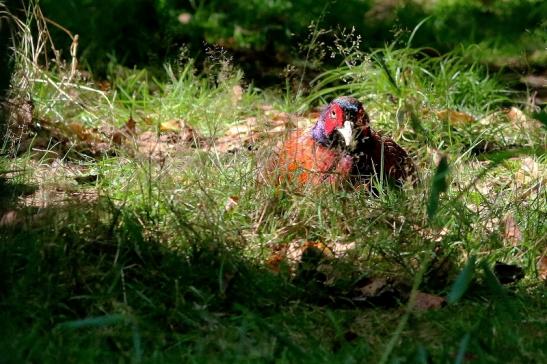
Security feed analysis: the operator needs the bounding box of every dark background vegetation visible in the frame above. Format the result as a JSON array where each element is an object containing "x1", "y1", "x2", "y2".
[{"x1": 37, "y1": 0, "x2": 547, "y2": 83}]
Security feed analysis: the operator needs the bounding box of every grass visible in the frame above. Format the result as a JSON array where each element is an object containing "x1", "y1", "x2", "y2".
[{"x1": 1, "y1": 4, "x2": 546, "y2": 363}]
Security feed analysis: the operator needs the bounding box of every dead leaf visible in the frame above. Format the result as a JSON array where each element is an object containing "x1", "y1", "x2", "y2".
[
  {"x1": 503, "y1": 213, "x2": 522, "y2": 246},
  {"x1": 224, "y1": 195, "x2": 239, "y2": 212},
  {"x1": 538, "y1": 255, "x2": 547, "y2": 281},
  {"x1": 520, "y1": 74, "x2": 547, "y2": 89},
  {"x1": 137, "y1": 131, "x2": 166, "y2": 157},
  {"x1": 142, "y1": 115, "x2": 155, "y2": 126},
  {"x1": 0, "y1": 210, "x2": 20, "y2": 227},
  {"x1": 228, "y1": 117, "x2": 258, "y2": 135},
  {"x1": 211, "y1": 106, "x2": 317, "y2": 153},
  {"x1": 266, "y1": 110, "x2": 290, "y2": 123},
  {"x1": 232, "y1": 85, "x2": 243, "y2": 105},
  {"x1": 506, "y1": 107, "x2": 527, "y2": 126},
  {"x1": 436, "y1": 109, "x2": 475, "y2": 126},
  {"x1": 125, "y1": 116, "x2": 136, "y2": 134},
  {"x1": 515, "y1": 157, "x2": 543, "y2": 186},
  {"x1": 329, "y1": 241, "x2": 356, "y2": 257},
  {"x1": 265, "y1": 240, "x2": 333, "y2": 274},
  {"x1": 507, "y1": 107, "x2": 541, "y2": 129},
  {"x1": 111, "y1": 131, "x2": 124, "y2": 145},
  {"x1": 6, "y1": 97, "x2": 33, "y2": 126},
  {"x1": 357, "y1": 277, "x2": 390, "y2": 297},
  {"x1": 412, "y1": 292, "x2": 446, "y2": 311},
  {"x1": 214, "y1": 117, "x2": 258, "y2": 152},
  {"x1": 111, "y1": 117, "x2": 137, "y2": 145},
  {"x1": 160, "y1": 119, "x2": 182, "y2": 133},
  {"x1": 478, "y1": 107, "x2": 541, "y2": 131},
  {"x1": 67, "y1": 122, "x2": 97, "y2": 142},
  {"x1": 352, "y1": 277, "x2": 405, "y2": 307},
  {"x1": 265, "y1": 244, "x2": 288, "y2": 273},
  {"x1": 97, "y1": 80, "x2": 111, "y2": 91}
]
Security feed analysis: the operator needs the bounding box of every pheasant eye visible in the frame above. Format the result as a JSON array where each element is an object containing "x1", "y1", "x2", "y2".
[{"x1": 330, "y1": 110, "x2": 336, "y2": 118}]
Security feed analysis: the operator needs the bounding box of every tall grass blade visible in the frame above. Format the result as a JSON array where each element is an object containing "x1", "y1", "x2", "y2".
[
  {"x1": 407, "y1": 16, "x2": 432, "y2": 49},
  {"x1": 447, "y1": 256, "x2": 476, "y2": 304},
  {"x1": 427, "y1": 156, "x2": 449, "y2": 221},
  {"x1": 371, "y1": 52, "x2": 399, "y2": 95},
  {"x1": 454, "y1": 333, "x2": 471, "y2": 364},
  {"x1": 56, "y1": 314, "x2": 126, "y2": 330},
  {"x1": 480, "y1": 260, "x2": 504, "y2": 296}
]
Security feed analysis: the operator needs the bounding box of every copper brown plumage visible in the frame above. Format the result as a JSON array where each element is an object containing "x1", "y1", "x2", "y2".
[{"x1": 270, "y1": 96, "x2": 416, "y2": 188}]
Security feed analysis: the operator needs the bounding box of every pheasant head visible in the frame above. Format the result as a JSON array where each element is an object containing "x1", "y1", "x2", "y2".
[{"x1": 311, "y1": 96, "x2": 370, "y2": 151}]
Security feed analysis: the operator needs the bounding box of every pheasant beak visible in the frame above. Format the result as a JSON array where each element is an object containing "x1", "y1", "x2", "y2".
[{"x1": 336, "y1": 120, "x2": 355, "y2": 150}]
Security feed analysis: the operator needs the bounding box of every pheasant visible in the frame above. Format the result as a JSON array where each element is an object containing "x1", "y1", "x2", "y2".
[{"x1": 270, "y1": 96, "x2": 416, "y2": 188}]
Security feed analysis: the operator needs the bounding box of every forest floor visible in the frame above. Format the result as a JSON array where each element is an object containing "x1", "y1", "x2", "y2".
[{"x1": 1, "y1": 7, "x2": 547, "y2": 364}]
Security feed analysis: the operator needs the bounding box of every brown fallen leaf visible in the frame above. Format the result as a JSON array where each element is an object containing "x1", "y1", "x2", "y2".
[
  {"x1": 352, "y1": 277, "x2": 405, "y2": 307},
  {"x1": 6, "y1": 97, "x2": 33, "y2": 126},
  {"x1": 96, "y1": 80, "x2": 111, "y2": 91},
  {"x1": 356, "y1": 277, "x2": 390, "y2": 297},
  {"x1": 265, "y1": 240, "x2": 333, "y2": 273},
  {"x1": 504, "y1": 106, "x2": 542, "y2": 130},
  {"x1": 267, "y1": 110, "x2": 290, "y2": 123},
  {"x1": 328, "y1": 241, "x2": 356, "y2": 257},
  {"x1": 67, "y1": 122, "x2": 98, "y2": 142},
  {"x1": 142, "y1": 115, "x2": 155, "y2": 126},
  {"x1": 259, "y1": 104, "x2": 274, "y2": 112},
  {"x1": 211, "y1": 106, "x2": 317, "y2": 153},
  {"x1": 436, "y1": 109, "x2": 475, "y2": 126},
  {"x1": 515, "y1": 157, "x2": 544, "y2": 186},
  {"x1": 0, "y1": 210, "x2": 20, "y2": 227},
  {"x1": 232, "y1": 85, "x2": 244, "y2": 105},
  {"x1": 412, "y1": 291, "x2": 446, "y2": 311},
  {"x1": 520, "y1": 74, "x2": 547, "y2": 89},
  {"x1": 265, "y1": 244, "x2": 288, "y2": 273},
  {"x1": 214, "y1": 117, "x2": 258, "y2": 153},
  {"x1": 111, "y1": 131, "x2": 124, "y2": 145},
  {"x1": 224, "y1": 195, "x2": 239, "y2": 212},
  {"x1": 137, "y1": 131, "x2": 166, "y2": 157},
  {"x1": 160, "y1": 119, "x2": 183, "y2": 133},
  {"x1": 112, "y1": 117, "x2": 137, "y2": 145},
  {"x1": 538, "y1": 254, "x2": 547, "y2": 281},
  {"x1": 503, "y1": 213, "x2": 522, "y2": 246},
  {"x1": 480, "y1": 107, "x2": 542, "y2": 131},
  {"x1": 125, "y1": 116, "x2": 137, "y2": 134},
  {"x1": 506, "y1": 107, "x2": 527, "y2": 126}
]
